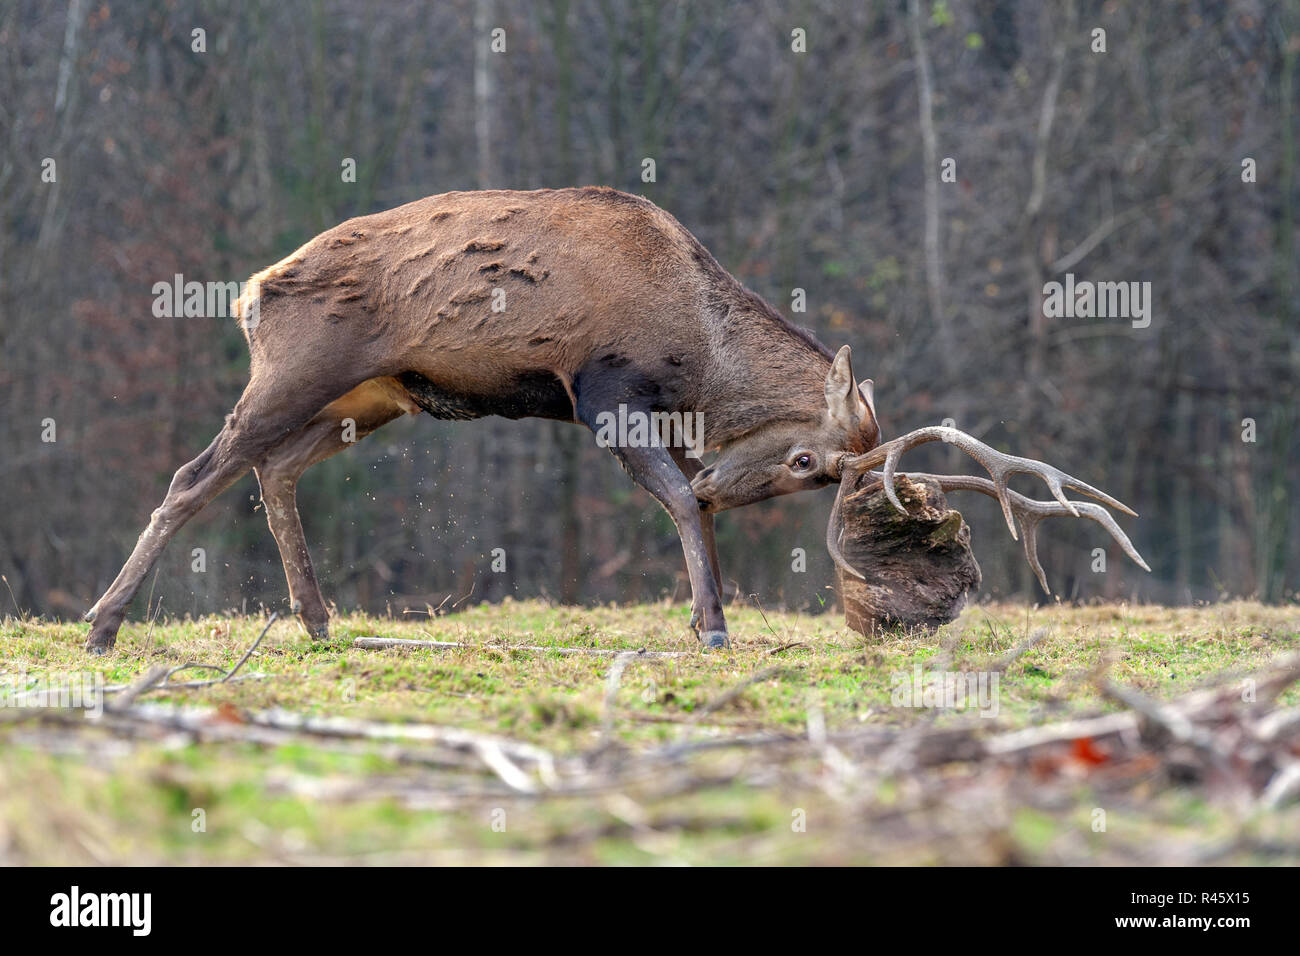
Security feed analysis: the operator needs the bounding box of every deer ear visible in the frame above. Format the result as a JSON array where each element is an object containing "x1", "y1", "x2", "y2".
[
  {"x1": 825, "y1": 345, "x2": 870, "y2": 429},
  {"x1": 858, "y1": 378, "x2": 876, "y2": 419}
]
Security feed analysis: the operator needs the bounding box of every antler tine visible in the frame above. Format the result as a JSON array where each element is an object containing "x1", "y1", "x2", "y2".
[
  {"x1": 897, "y1": 472, "x2": 1151, "y2": 593},
  {"x1": 878, "y1": 426, "x2": 1137, "y2": 541},
  {"x1": 826, "y1": 472, "x2": 867, "y2": 581},
  {"x1": 1014, "y1": 511, "x2": 1051, "y2": 594}
]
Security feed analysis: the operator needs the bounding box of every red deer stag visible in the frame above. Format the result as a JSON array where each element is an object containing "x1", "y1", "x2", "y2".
[{"x1": 83, "y1": 187, "x2": 1141, "y2": 654}]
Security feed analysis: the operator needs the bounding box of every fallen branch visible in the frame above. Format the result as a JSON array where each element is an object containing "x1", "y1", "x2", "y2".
[
  {"x1": 99, "y1": 616, "x2": 280, "y2": 699},
  {"x1": 100, "y1": 673, "x2": 267, "y2": 696},
  {"x1": 984, "y1": 712, "x2": 1139, "y2": 756},
  {"x1": 356, "y1": 636, "x2": 685, "y2": 658},
  {"x1": 111, "y1": 666, "x2": 170, "y2": 708},
  {"x1": 764, "y1": 641, "x2": 807, "y2": 657},
  {"x1": 1100, "y1": 679, "x2": 1226, "y2": 760},
  {"x1": 241, "y1": 709, "x2": 557, "y2": 769},
  {"x1": 225, "y1": 612, "x2": 278, "y2": 681},
  {"x1": 7, "y1": 641, "x2": 1300, "y2": 821}
]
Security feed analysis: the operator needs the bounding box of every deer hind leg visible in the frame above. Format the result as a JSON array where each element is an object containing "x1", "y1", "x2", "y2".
[
  {"x1": 255, "y1": 378, "x2": 416, "y2": 640},
  {"x1": 83, "y1": 361, "x2": 377, "y2": 654}
]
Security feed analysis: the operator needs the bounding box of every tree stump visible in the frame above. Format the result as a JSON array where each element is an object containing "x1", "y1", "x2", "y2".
[{"x1": 834, "y1": 474, "x2": 982, "y2": 637}]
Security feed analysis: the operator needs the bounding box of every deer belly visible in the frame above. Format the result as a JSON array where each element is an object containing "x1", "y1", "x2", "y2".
[{"x1": 397, "y1": 370, "x2": 575, "y2": 422}]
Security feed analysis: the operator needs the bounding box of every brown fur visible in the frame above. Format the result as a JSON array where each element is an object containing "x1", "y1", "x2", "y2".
[{"x1": 234, "y1": 187, "x2": 844, "y2": 444}]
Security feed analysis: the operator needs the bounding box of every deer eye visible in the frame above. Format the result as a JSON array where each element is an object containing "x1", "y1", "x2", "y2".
[{"x1": 791, "y1": 453, "x2": 815, "y2": 472}]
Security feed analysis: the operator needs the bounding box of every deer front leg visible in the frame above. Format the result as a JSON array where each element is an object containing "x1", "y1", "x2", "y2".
[
  {"x1": 669, "y1": 445, "x2": 722, "y2": 600},
  {"x1": 622, "y1": 443, "x2": 729, "y2": 649},
  {"x1": 580, "y1": 412, "x2": 729, "y2": 649}
]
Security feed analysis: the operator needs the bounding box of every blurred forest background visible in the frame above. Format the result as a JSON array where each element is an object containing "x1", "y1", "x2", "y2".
[{"x1": 2, "y1": 0, "x2": 1297, "y2": 626}]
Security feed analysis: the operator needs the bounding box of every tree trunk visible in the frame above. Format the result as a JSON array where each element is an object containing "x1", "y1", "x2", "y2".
[{"x1": 835, "y1": 475, "x2": 982, "y2": 637}]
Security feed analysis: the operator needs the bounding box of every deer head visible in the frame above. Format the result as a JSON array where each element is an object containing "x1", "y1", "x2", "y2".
[{"x1": 691, "y1": 345, "x2": 880, "y2": 513}]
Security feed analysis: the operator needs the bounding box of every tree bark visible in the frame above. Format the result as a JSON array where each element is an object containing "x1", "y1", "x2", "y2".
[{"x1": 835, "y1": 475, "x2": 982, "y2": 637}]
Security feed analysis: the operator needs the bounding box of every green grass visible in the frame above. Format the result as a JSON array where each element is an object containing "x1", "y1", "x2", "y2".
[{"x1": 1, "y1": 599, "x2": 1298, "y2": 864}]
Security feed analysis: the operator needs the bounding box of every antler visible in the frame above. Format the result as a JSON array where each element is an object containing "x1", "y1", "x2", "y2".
[{"x1": 828, "y1": 426, "x2": 1150, "y2": 592}]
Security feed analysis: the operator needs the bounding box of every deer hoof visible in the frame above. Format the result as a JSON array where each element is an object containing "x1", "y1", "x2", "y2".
[
  {"x1": 84, "y1": 615, "x2": 120, "y2": 654},
  {"x1": 84, "y1": 634, "x2": 114, "y2": 656},
  {"x1": 700, "y1": 630, "x2": 730, "y2": 650}
]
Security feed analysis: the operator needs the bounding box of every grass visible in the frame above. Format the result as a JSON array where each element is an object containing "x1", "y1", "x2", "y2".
[{"x1": 1, "y1": 599, "x2": 1298, "y2": 864}]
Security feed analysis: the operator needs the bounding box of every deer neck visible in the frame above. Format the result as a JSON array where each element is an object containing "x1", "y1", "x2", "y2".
[{"x1": 698, "y1": 316, "x2": 833, "y2": 448}]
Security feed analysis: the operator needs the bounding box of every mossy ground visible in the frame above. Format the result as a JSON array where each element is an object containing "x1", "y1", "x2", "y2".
[{"x1": 1, "y1": 600, "x2": 1297, "y2": 864}]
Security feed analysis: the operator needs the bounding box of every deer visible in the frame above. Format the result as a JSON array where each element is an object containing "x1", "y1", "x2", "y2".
[{"x1": 82, "y1": 186, "x2": 1145, "y2": 654}]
